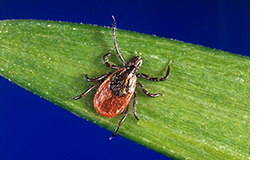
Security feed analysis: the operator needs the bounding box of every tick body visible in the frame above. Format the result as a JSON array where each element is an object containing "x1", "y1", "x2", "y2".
[
  {"x1": 94, "y1": 66, "x2": 137, "y2": 117},
  {"x1": 73, "y1": 16, "x2": 171, "y2": 140}
]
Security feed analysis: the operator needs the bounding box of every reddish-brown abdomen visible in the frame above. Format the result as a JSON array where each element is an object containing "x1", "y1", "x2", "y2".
[{"x1": 94, "y1": 68, "x2": 136, "y2": 117}]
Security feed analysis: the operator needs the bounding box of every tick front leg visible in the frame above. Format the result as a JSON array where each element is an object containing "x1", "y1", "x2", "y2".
[
  {"x1": 136, "y1": 60, "x2": 172, "y2": 82},
  {"x1": 132, "y1": 90, "x2": 140, "y2": 121},
  {"x1": 137, "y1": 81, "x2": 163, "y2": 97},
  {"x1": 109, "y1": 101, "x2": 131, "y2": 140},
  {"x1": 112, "y1": 16, "x2": 126, "y2": 67},
  {"x1": 85, "y1": 72, "x2": 111, "y2": 82},
  {"x1": 72, "y1": 81, "x2": 102, "y2": 100},
  {"x1": 102, "y1": 52, "x2": 119, "y2": 70}
]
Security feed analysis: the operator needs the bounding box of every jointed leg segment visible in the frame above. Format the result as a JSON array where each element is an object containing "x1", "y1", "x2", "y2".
[
  {"x1": 109, "y1": 100, "x2": 132, "y2": 140},
  {"x1": 137, "y1": 81, "x2": 162, "y2": 97},
  {"x1": 112, "y1": 15, "x2": 126, "y2": 67},
  {"x1": 72, "y1": 71, "x2": 111, "y2": 100},
  {"x1": 85, "y1": 72, "x2": 111, "y2": 82},
  {"x1": 102, "y1": 53, "x2": 119, "y2": 70},
  {"x1": 132, "y1": 90, "x2": 139, "y2": 121},
  {"x1": 72, "y1": 81, "x2": 102, "y2": 100},
  {"x1": 136, "y1": 60, "x2": 172, "y2": 82}
]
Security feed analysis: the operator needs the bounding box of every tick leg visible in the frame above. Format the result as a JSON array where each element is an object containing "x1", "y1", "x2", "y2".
[
  {"x1": 102, "y1": 52, "x2": 119, "y2": 70},
  {"x1": 109, "y1": 101, "x2": 131, "y2": 140},
  {"x1": 132, "y1": 90, "x2": 140, "y2": 121},
  {"x1": 85, "y1": 72, "x2": 111, "y2": 82},
  {"x1": 112, "y1": 15, "x2": 126, "y2": 67},
  {"x1": 136, "y1": 60, "x2": 172, "y2": 82},
  {"x1": 72, "y1": 81, "x2": 102, "y2": 100},
  {"x1": 137, "y1": 81, "x2": 162, "y2": 97}
]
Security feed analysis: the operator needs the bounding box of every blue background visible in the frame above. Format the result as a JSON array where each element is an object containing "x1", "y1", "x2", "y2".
[{"x1": 0, "y1": 0, "x2": 249, "y2": 160}]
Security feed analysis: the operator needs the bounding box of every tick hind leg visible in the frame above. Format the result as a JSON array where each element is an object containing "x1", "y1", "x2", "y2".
[
  {"x1": 72, "y1": 72, "x2": 110, "y2": 100},
  {"x1": 137, "y1": 81, "x2": 163, "y2": 97},
  {"x1": 109, "y1": 101, "x2": 131, "y2": 140},
  {"x1": 136, "y1": 60, "x2": 172, "y2": 82},
  {"x1": 72, "y1": 81, "x2": 102, "y2": 100},
  {"x1": 85, "y1": 72, "x2": 111, "y2": 82}
]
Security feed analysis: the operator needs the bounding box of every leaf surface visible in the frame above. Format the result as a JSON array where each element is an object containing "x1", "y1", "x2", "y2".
[{"x1": 0, "y1": 20, "x2": 250, "y2": 159}]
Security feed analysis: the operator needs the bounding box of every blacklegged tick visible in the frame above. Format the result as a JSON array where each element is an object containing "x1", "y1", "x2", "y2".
[{"x1": 72, "y1": 16, "x2": 171, "y2": 139}]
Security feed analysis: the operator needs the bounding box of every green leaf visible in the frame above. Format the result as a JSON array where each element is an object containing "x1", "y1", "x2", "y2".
[{"x1": 0, "y1": 20, "x2": 249, "y2": 159}]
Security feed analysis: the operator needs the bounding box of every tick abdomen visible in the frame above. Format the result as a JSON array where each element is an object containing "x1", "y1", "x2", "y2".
[{"x1": 94, "y1": 68, "x2": 136, "y2": 118}]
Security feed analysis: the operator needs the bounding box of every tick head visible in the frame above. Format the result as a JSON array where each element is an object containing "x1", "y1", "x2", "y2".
[{"x1": 128, "y1": 56, "x2": 143, "y2": 73}]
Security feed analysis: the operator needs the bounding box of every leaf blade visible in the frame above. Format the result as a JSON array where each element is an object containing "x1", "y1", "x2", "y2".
[{"x1": 0, "y1": 20, "x2": 250, "y2": 159}]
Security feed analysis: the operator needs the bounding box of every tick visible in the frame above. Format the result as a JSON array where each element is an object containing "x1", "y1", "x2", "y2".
[{"x1": 72, "y1": 16, "x2": 171, "y2": 140}]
